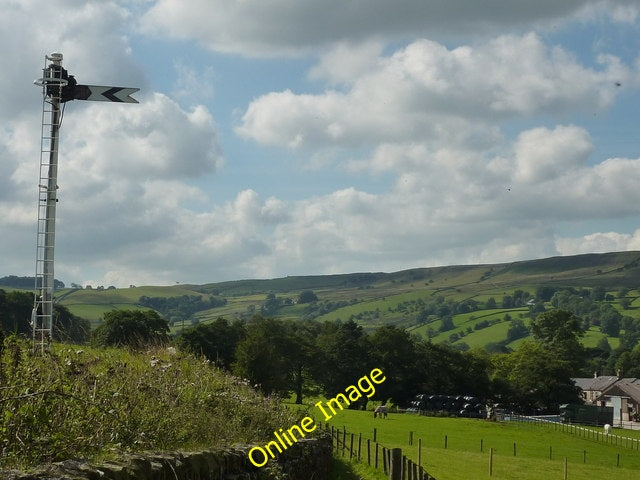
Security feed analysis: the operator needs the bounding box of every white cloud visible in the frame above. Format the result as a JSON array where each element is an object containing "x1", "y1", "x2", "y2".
[
  {"x1": 513, "y1": 125, "x2": 593, "y2": 183},
  {"x1": 63, "y1": 93, "x2": 222, "y2": 180},
  {"x1": 237, "y1": 34, "x2": 631, "y2": 151},
  {"x1": 556, "y1": 230, "x2": 640, "y2": 255}
]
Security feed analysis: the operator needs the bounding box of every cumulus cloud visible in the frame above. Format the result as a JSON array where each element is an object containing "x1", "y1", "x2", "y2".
[
  {"x1": 513, "y1": 125, "x2": 593, "y2": 183},
  {"x1": 556, "y1": 230, "x2": 640, "y2": 255},
  {"x1": 237, "y1": 34, "x2": 631, "y2": 151}
]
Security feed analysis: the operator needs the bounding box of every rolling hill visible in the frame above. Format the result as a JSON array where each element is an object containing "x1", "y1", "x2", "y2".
[{"x1": 46, "y1": 250, "x2": 640, "y2": 349}]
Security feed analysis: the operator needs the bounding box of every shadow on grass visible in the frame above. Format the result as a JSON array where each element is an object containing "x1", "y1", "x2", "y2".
[
  {"x1": 328, "y1": 455, "x2": 388, "y2": 480},
  {"x1": 328, "y1": 456, "x2": 362, "y2": 480}
]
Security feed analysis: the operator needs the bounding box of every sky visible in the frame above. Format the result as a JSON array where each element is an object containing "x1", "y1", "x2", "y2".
[{"x1": 2, "y1": 0, "x2": 640, "y2": 288}]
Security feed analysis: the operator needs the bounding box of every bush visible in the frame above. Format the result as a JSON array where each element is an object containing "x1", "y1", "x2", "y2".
[{"x1": 92, "y1": 309, "x2": 169, "y2": 349}]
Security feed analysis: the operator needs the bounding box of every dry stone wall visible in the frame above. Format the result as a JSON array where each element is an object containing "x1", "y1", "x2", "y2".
[{"x1": 2, "y1": 436, "x2": 331, "y2": 480}]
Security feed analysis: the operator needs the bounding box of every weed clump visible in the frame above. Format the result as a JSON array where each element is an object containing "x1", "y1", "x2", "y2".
[{"x1": 0, "y1": 338, "x2": 298, "y2": 469}]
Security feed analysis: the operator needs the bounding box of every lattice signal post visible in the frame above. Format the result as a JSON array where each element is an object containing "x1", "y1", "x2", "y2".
[{"x1": 32, "y1": 53, "x2": 138, "y2": 353}]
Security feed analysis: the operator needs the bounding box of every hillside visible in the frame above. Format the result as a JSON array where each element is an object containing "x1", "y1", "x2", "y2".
[{"x1": 48, "y1": 250, "x2": 640, "y2": 349}]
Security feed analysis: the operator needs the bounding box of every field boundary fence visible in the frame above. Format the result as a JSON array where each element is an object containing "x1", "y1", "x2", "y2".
[
  {"x1": 322, "y1": 423, "x2": 438, "y2": 480},
  {"x1": 507, "y1": 414, "x2": 640, "y2": 450}
]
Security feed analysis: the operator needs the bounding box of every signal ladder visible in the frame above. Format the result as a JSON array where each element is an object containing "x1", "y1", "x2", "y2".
[{"x1": 32, "y1": 53, "x2": 66, "y2": 354}]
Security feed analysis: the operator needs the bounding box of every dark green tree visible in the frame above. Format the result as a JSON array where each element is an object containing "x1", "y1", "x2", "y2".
[
  {"x1": 529, "y1": 309, "x2": 584, "y2": 368},
  {"x1": 285, "y1": 320, "x2": 321, "y2": 404},
  {"x1": 591, "y1": 286, "x2": 606, "y2": 302},
  {"x1": 506, "y1": 318, "x2": 529, "y2": 343},
  {"x1": 491, "y1": 341, "x2": 580, "y2": 412},
  {"x1": 232, "y1": 315, "x2": 293, "y2": 395},
  {"x1": 313, "y1": 320, "x2": 372, "y2": 403},
  {"x1": 91, "y1": 309, "x2": 169, "y2": 348},
  {"x1": 297, "y1": 290, "x2": 318, "y2": 304},
  {"x1": 369, "y1": 325, "x2": 420, "y2": 406},
  {"x1": 413, "y1": 342, "x2": 490, "y2": 398},
  {"x1": 0, "y1": 290, "x2": 32, "y2": 335},
  {"x1": 176, "y1": 317, "x2": 245, "y2": 369}
]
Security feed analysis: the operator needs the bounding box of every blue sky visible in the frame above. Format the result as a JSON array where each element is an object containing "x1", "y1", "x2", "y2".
[{"x1": 2, "y1": 0, "x2": 640, "y2": 287}]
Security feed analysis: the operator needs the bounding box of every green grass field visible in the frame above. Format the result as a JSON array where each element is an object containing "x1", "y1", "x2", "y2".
[{"x1": 314, "y1": 409, "x2": 640, "y2": 480}]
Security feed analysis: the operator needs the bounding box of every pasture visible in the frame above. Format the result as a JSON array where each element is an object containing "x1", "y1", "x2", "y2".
[{"x1": 317, "y1": 409, "x2": 640, "y2": 479}]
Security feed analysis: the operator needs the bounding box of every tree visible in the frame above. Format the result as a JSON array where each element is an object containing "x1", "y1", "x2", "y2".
[
  {"x1": 313, "y1": 320, "x2": 372, "y2": 403},
  {"x1": 591, "y1": 286, "x2": 606, "y2": 302},
  {"x1": 413, "y1": 342, "x2": 491, "y2": 399},
  {"x1": 600, "y1": 306, "x2": 621, "y2": 336},
  {"x1": 176, "y1": 317, "x2": 245, "y2": 369},
  {"x1": 260, "y1": 293, "x2": 281, "y2": 316},
  {"x1": 0, "y1": 290, "x2": 32, "y2": 336},
  {"x1": 529, "y1": 309, "x2": 584, "y2": 368},
  {"x1": 284, "y1": 320, "x2": 321, "y2": 404},
  {"x1": 369, "y1": 325, "x2": 420, "y2": 406},
  {"x1": 502, "y1": 295, "x2": 514, "y2": 308},
  {"x1": 297, "y1": 290, "x2": 318, "y2": 304},
  {"x1": 439, "y1": 316, "x2": 454, "y2": 332},
  {"x1": 491, "y1": 341, "x2": 581, "y2": 412},
  {"x1": 232, "y1": 316, "x2": 293, "y2": 395},
  {"x1": 506, "y1": 318, "x2": 529, "y2": 343},
  {"x1": 91, "y1": 309, "x2": 169, "y2": 348}
]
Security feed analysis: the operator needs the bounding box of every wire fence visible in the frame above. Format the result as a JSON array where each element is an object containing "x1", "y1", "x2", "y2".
[
  {"x1": 323, "y1": 423, "x2": 438, "y2": 480},
  {"x1": 508, "y1": 414, "x2": 640, "y2": 450}
]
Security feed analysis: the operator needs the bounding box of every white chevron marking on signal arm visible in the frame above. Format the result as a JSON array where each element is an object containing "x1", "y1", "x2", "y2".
[{"x1": 80, "y1": 85, "x2": 139, "y2": 103}]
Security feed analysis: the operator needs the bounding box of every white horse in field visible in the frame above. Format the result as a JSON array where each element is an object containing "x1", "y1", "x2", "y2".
[
  {"x1": 374, "y1": 405, "x2": 388, "y2": 418},
  {"x1": 604, "y1": 424, "x2": 611, "y2": 435}
]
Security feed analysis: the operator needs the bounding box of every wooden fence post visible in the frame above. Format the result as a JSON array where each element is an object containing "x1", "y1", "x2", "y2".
[
  {"x1": 390, "y1": 448, "x2": 403, "y2": 480},
  {"x1": 383, "y1": 446, "x2": 388, "y2": 474},
  {"x1": 358, "y1": 433, "x2": 362, "y2": 462},
  {"x1": 342, "y1": 428, "x2": 346, "y2": 457},
  {"x1": 409, "y1": 430, "x2": 413, "y2": 446},
  {"x1": 489, "y1": 447, "x2": 494, "y2": 476},
  {"x1": 349, "y1": 433, "x2": 354, "y2": 459},
  {"x1": 375, "y1": 442, "x2": 379, "y2": 469},
  {"x1": 367, "y1": 438, "x2": 371, "y2": 465},
  {"x1": 418, "y1": 438, "x2": 422, "y2": 467}
]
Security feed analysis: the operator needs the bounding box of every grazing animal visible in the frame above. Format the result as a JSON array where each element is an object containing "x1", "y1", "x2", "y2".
[
  {"x1": 374, "y1": 405, "x2": 388, "y2": 418},
  {"x1": 604, "y1": 424, "x2": 611, "y2": 435}
]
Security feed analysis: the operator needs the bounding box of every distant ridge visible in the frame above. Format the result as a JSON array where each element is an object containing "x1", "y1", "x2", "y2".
[{"x1": 190, "y1": 250, "x2": 640, "y2": 295}]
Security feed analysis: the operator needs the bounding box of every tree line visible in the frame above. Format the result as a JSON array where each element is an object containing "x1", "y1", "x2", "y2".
[
  {"x1": 172, "y1": 309, "x2": 591, "y2": 413},
  {"x1": 0, "y1": 289, "x2": 89, "y2": 343}
]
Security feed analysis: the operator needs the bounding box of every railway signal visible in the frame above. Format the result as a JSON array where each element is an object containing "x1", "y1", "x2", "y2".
[{"x1": 31, "y1": 53, "x2": 139, "y2": 353}]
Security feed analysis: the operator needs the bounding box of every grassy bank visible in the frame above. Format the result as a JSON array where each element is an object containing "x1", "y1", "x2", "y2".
[{"x1": 0, "y1": 338, "x2": 299, "y2": 470}]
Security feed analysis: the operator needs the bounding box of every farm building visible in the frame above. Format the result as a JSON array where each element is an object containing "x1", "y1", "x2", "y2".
[
  {"x1": 596, "y1": 379, "x2": 640, "y2": 423},
  {"x1": 572, "y1": 375, "x2": 620, "y2": 404},
  {"x1": 572, "y1": 375, "x2": 640, "y2": 426}
]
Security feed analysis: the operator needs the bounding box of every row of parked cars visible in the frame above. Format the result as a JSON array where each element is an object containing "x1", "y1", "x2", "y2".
[{"x1": 406, "y1": 394, "x2": 487, "y2": 418}]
